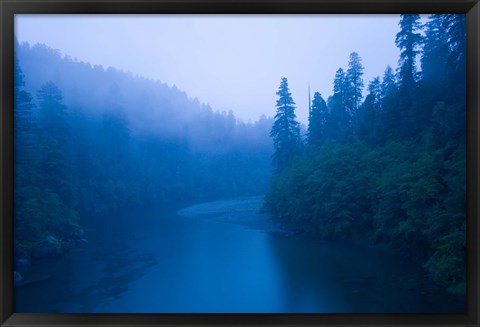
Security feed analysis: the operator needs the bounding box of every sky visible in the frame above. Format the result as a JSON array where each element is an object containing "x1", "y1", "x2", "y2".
[{"x1": 15, "y1": 14, "x2": 409, "y2": 124}]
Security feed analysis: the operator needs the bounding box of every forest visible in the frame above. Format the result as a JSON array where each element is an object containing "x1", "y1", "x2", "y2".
[
  {"x1": 14, "y1": 14, "x2": 466, "y2": 301},
  {"x1": 264, "y1": 14, "x2": 466, "y2": 296},
  {"x1": 14, "y1": 39, "x2": 273, "y2": 268}
]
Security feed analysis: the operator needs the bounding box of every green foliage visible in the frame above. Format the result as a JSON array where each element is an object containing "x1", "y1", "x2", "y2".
[
  {"x1": 15, "y1": 44, "x2": 275, "y2": 261},
  {"x1": 265, "y1": 137, "x2": 465, "y2": 295},
  {"x1": 345, "y1": 52, "x2": 364, "y2": 118},
  {"x1": 308, "y1": 92, "x2": 328, "y2": 146},
  {"x1": 265, "y1": 14, "x2": 466, "y2": 296},
  {"x1": 358, "y1": 77, "x2": 381, "y2": 145},
  {"x1": 395, "y1": 14, "x2": 423, "y2": 91},
  {"x1": 14, "y1": 78, "x2": 80, "y2": 257},
  {"x1": 270, "y1": 77, "x2": 303, "y2": 171}
]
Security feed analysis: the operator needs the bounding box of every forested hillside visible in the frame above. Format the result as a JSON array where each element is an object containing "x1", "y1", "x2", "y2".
[
  {"x1": 264, "y1": 14, "x2": 466, "y2": 295},
  {"x1": 14, "y1": 40, "x2": 273, "y2": 263}
]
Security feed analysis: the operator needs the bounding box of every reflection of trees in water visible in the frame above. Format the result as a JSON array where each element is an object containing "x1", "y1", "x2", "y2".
[
  {"x1": 265, "y1": 234, "x2": 465, "y2": 313},
  {"x1": 16, "y1": 197, "x2": 464, "y2": 313},
  {"x1": 265, "y1": 234, "x2": 352, "y2": 312},
  {"x1": 76, "y1": 248, "x2": 158, "y2": 312}
]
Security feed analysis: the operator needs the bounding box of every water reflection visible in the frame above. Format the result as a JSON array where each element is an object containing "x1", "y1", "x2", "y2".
[
  {"x1": 15, "y1": 197, "x2": 465, "y2": 313},
  {"x1": 266, "y1": 233, "x2": 464, "y2": 313}
]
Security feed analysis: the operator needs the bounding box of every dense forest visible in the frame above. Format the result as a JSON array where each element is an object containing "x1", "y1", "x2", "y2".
[
  {"x1": 14, "y1": 40, "x2": 273, "y2": 266},
  {"x1": 264, "y1": 14, "x2": 466, "y2": 295},
  {"x1": 14, "y1": 14, "x2": 466, "y2": 300}
]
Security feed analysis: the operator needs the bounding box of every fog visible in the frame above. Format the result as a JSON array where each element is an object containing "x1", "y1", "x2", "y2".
[
  {"x1": 14, "y1": 13, "x2": 467, "y2": 313},
  {"x1": 15, "y1": 14, "x2": 405, "y2": 124}
]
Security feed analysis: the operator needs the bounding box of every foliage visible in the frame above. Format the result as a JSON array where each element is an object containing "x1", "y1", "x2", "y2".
[
  {"x1": 14, "y1": 45, "x2": 274, "y2": 260},
  {"x1": 270, "y1": 77, "x2": 303, "y2": 172},
  {"x1": 307, "y1": 92, "x2": 328, "y2": 146},
  {"x1": 264, "y1": 14, "x2": 466, "y2": 296}
]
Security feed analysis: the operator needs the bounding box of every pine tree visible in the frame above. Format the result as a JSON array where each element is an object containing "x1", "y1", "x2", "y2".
[
  {"x1": 395, "y1": 14, "x2": 423, "y2": 92},
  {"x1": 37, "y1": 81, "x2": 69, "y2": 142},
  {"x1": 443, "y1": 14, "x2": 466, "y2": 103},
  {"x1": 14, "y1": 54, "x2": 36, "y2": 165},
  {"x1": 327, "y1": 68, "x2": 349, "y2": 141},
  {"x1": 308, "y1": 92, "x2": 328, "y2": 146},
  {"x1": 443, "y1": 14, "x2": 466, "y2": 76},
  {"x1": 422, "y1": 15, "x2": 450, "y2": 86},
  {"x1": 36, "y1": 82, "x2": 76, "y2": 208},
  {"x1": 333, "y1": 67, "x2": 348, "y2": 105},
  {"x1": 380, "y1": 65, "x2": 397, "y2": 102},
  {"x1": 345, "y1": 52, "x2": 364, "y2": 129},
  {"x1": 14, "y1": 49, "x2": 40, "y2": 256},
  {"x1": 270, "y1": 77, "x2": 302, "y2": 171},
  {"x1": 395, "y1": 14, "x2": 424, "y2": 139},
  {"x1": 378, "y1": 66, "x2": 399, "y2": 141},
  {"x1": 358, "y1": 77, "x2": 381, "y2": 145}
]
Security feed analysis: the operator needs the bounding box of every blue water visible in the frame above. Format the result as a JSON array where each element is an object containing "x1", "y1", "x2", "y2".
[{"x1": 14, "y1": 196, "x2": 465, "y2": 313}]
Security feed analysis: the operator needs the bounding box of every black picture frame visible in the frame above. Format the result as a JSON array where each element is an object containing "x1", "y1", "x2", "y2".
[{"x1": 1, "y1": 0, "x2": 479, "y2": 326}]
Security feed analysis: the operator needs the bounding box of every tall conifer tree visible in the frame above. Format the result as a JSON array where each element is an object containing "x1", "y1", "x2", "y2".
[
  {"x1": 395, "y1": 14, "x2": 423, "y2": 92},
  {"x1": 308, "y1": 92, "x2": 328, "y2": 146},
  {"x1": 346, "y1": 52, "x2": 364, "y2": 128},
  {"x1": 270, "y1": 77, "x2": 302, "y2": 171}
]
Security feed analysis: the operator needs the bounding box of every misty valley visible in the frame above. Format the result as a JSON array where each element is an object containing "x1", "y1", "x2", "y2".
[{"x1": 14, "y1": 14, "x2": 466, "y2": 313}]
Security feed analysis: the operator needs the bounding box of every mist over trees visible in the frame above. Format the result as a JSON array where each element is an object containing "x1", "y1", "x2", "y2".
[
  {"x1": 264, "y1": 14, "x2": 466, "y2": 296},
  {"x1": 14, "y1": 40, "x2": 273, "y2": 262},
  {"x1": 13, "y1": 14, "x2": 466, "y2": 301}
]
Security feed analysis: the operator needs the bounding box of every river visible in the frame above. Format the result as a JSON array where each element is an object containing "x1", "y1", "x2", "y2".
[{"x1": 14, "y1": 196, "x2": 465, "y2": 313}]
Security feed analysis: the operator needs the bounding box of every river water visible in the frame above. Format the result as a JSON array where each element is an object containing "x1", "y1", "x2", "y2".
[{"x1": 14, "y1": 196, "x2": 465, "y2": 313}]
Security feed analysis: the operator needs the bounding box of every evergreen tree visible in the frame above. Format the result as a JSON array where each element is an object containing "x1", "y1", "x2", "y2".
[
  {"x1": 327, "y1": 68, "x2": 350, "y2": 141},
  {"x1": 421, "y1": 15, "x2": 450, "y2": 89},
  {"x1": 14, "y1": 54, "x2": 36, "y2": 165},
  {"x1": 394, "y1": 14, "x2": 424, "y2": 139},
  {"x1": 443, "y1": 14, "x2": 467, "y2": 103},
  {"x1": 395, "y1": 14, "x2": 423, "y2": 92},
  {"x1": 37, "y1": 82, "x2": 76, "y2": 209},
  {"x1": 270, "y1": 77, "x2": 302, "y2": 171},
  {"x1": 308, "y1": 91, "x2": 328, "y2": 146},
  {"x1": 264, "y1": 14, "x2": 467, "y2": 298},
  {"x1": 37, "y1": 81, "x2": 69, "y2": 142},
  {"x1": 345, "y1": 52, "x2": 364, "y2": 130},
  {"x1": 380, "y1": 65, "x2": 397, "y2": 102},
  {"x1": 443, "y1": 14, "x2": 466, "y2": 76},
  {"x1": 378, "y1": 65, "x2": 399, "y2": 140},
  {"x1": 333, "y1": 68, "x2": 348, "y2": 101},
  {"x1": 14, "y1": 50, "x2": 40, "y2": 258},
  {"x1": 358, "y1": 77, "x2": 381, "y2": 145}
]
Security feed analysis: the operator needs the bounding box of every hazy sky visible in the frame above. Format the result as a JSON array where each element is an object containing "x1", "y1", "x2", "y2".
[{"x1": 15, "y1": 14, "x2": 411, "y2": 124}]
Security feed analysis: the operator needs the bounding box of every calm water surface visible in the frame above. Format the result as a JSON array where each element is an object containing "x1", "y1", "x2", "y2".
[{"x1": 15, "y1": 196, "x2": 465, "y2": 313}]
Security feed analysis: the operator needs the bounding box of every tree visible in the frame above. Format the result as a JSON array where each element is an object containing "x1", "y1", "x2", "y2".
[
  {"x1": 421, "y1": 15, "x2": 450, "y2": 86},
  {"x1": 308, "y1": 92, "x2": 328, "y2": 146},
  {"x1": 14, "y1": 50, "x2": 41, "y2": 258},
  {"x1": 395, "y1": 14, "x2": 423, "y2": 92},
  {"x1": 394, "y1": 14, "x2": 424, "y2": 139},
  {"x1": 37, "y1": 81, "x2": 69, "y2": 142},
  {"x1": 270, "y1": 77, "x2": 302, "y2": 171},
  {"x1": 327, "y1": 68, "x2": 350, "y2": 141},
  {"x1": 327, "y1": 53, "x2": 364, "y2": 140},
  {"x1": 380, "y1": 65, "x2": 397, "y2": 103},
  {"x1": 358, "y1": 77, "x2": 381, "y2": 145},
  {"x1": 443, "y1": 14, "x2": 466, "y2": 76},
  {"x1": 443, "y1": 14, "x2": 467, "y2": 103},
  {"x1": 345, "y1": 52, "x2": 364, "y2": 130},
  {"x1": 36, "y1": 82, "x2": 76, "y2": 208},
  {"x1": 378, "y1": 66, "x2": 400, "y2": 140},
  {"x1": 14, "y1": 54, "x2": 36, "y2": 165}
]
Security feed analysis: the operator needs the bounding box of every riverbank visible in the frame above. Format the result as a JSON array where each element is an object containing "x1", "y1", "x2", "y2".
[{"x1": 177, "y1": 195, "x2": 465, "y2": 305}]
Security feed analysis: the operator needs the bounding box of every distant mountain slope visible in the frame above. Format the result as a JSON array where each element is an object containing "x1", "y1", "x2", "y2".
[{"x1": 16, "y1": 41, "x2": 273, "y2": 149}]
